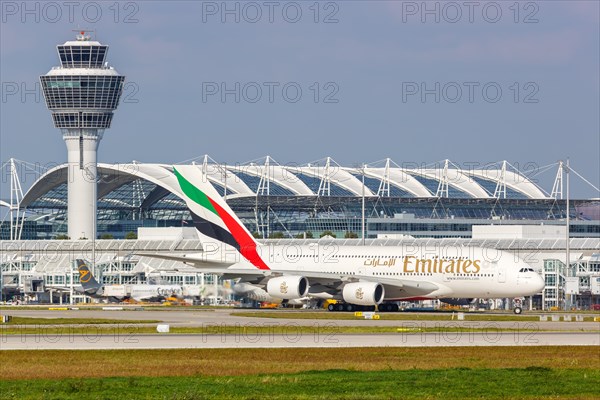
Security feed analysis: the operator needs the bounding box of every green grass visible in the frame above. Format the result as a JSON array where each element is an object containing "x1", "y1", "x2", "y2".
[
  {"x1": 2, "y1": 347, "x2": 597, "y2": 379},
  {"x1": 2, "y1": 316, "x2": 160, "y2": 325},
  {"x1": 1, "y1": 347, "x2": 597, "y2": 399},
  {"x1": 1, "y1": 368, "x2": 598, "y2": 399}
]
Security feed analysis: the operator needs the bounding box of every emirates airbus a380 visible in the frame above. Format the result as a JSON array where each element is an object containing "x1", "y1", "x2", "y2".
[{"x1": 143, "y1": 166, "x2": 545, "y2": 314}]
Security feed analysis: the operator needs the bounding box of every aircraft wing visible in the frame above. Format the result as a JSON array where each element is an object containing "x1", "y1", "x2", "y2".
[
  {"x1": 217, "y1": 268, "x2": 443, "y2": 299},
  {"x1": 137, "y1": 255, "x2": 444, "y2": 300},
  {"x1": 292, "y1": 272, "x2": 441, "y2": 299},
  {"x1": 136, "y1": 253, "x2": 236, "y2": 268},
  {"x1": 376, "y1": 278, "x2": 442, "y2": 299}
]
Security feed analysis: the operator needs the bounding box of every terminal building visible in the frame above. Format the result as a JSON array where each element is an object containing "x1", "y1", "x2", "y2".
[
  {"x1": 1, "y1": 229, "x2": 599, "y2": 310},
  {"x1": 1, "y1": 35, "x2": 598, "y2": 310},
  {"x1": 2, "y1": 157, "x2": 599, "y2": 241},
  {"x1": 1, "y1": 157, "x2": 599, "y2": 310}
]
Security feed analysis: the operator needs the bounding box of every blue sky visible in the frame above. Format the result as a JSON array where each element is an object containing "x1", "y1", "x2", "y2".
[{"x1": 1, "y1": 0, "x2": 599, "y2": 198}]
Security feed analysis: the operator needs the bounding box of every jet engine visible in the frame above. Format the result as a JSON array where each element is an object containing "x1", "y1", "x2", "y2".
[
  {"x1": 342, "y1": 282, "x2": 385, "y2": 306},
  {"x1": 266, "y1": 276, "x2": 309, "y2": 300}
]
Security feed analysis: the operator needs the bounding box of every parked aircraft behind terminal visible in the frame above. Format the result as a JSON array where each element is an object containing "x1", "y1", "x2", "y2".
[
  {"x1": 76, "y1": 260, "x2": 195, "y2": 302},
  {"x1": 141, "y1": 166, "x2": 545, "y2": 313}
]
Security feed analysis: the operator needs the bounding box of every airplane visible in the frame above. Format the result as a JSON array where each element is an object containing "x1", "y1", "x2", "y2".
[
  {"x1": 140, "y1": 166, "x2": 546, "y2": 314},
  {"x1": 76, "y1": 260, "x2": 192, "y2": 302}
]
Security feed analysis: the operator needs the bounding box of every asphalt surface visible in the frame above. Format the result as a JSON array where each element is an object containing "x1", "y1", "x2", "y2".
[
  {"x1": 2, "y1": 308, "x2": 599, "y2": 330},
  {"x1": 1, "y1": 308, "x2": 599, "y2": 350}
]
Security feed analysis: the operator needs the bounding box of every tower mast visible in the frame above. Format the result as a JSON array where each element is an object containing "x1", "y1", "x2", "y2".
[{"x1": 40, "y1": 31, "x2": 125, "y2": 239}]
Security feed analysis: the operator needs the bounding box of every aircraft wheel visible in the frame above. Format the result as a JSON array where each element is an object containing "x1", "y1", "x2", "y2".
[
  {"x1": 336, "y1": 303, "x2": 345, "y2": 312},
  {"x1": 391, "y1": 304, "x2": 399, "y2": 312},
  {"x1": 346, "y1": 304, "x2": 355, "y2": 312},
  {"x1": 327, "y1": 304, "x2": 335, "y2": 312},
  {"x1": 379, "y1": 304, "x2": 388, "y2": 312},
  {"x1": 513, "y1": 306, "x2": 523, "y2": 315}
]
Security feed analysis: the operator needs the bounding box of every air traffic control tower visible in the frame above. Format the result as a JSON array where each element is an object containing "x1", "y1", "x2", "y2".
[{"x1": 40, "y1": 32, "x2": 125, "y2": 240}]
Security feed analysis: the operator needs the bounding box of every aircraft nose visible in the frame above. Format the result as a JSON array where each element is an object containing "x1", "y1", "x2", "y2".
[{"x1": 534, "y1": 273, "x2": 545, "y2": 293}]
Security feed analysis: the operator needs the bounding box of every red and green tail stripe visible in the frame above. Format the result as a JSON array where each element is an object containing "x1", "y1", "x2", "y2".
[{"x1": 174, "y1": 167, "x2": 270, "y2": 271}]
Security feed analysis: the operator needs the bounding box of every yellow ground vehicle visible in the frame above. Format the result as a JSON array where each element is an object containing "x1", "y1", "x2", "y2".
[
  {"x1": 259, "y1": 302, "x2": 279, "y2": 309},
  {"x1": 323, "y1": 299, "x2": 338, "y2": 309}
]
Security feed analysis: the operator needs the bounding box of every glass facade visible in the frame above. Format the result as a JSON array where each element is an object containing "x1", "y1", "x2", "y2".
[
  {"x1": 470, "y1": 176, "x2": 528, "y2": 199},
  {"x1": 6, "y1": 190, "x2": 598, "y2": 240},
  {"x1": 409, "y1": 174, "x2": 472, "y2": 198},
  {"x1": 40, "y1": 75, "x2": 125, "y2": 112},
  {"x1": 57, "y1": 45, "x2": 108, "y2": 68},
  {"x1": 348, "y1": 173, "x2": 415, "y2": 197},
  {"x1": 52, "y1": 112, "x2": 113, "y2": 129},
  {"x1": 230, "y1": 171, "x2": 295, "y2": 196},
  {"x1": 543, "y1": 259, "x2": 566, "y2": 309}
]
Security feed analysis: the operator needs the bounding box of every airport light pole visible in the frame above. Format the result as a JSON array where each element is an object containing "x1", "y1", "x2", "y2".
[
  {"x1": 70, "y1": 260, "x2": 74, "y2": 305},
  {"x1": 361, "y1": 164, "x2": 366, "y2": 246},
  {"x1": 565, "y1": 158, "x2": 571, "y2": 311}
]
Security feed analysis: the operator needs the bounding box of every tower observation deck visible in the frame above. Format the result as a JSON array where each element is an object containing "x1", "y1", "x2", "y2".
[{"x1": 40, "y1": 32, "x2": 125, "y2": 239}]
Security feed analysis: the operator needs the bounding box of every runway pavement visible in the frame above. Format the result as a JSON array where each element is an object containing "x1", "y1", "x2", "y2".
[
  {"x1": 2, "y1": 308, "x2": 599, "y2": 350},
  {"x1": 2, "y1": 308, "x2": 599, "y2": 330},
  {"x1": 1, "y1": 331, "x2": 598, "y2": 350}
]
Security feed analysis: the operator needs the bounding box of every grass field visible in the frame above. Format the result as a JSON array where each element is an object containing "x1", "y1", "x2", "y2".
[
  {"x1": 2, "y1": 347, "x2": 597, "y2": 379},
  {"x1": 2, "y1": 316, "x2": 160, "y2": 325},
  {"x1": 0, "y1": 347, "x2": 598, "y2": 399},
  {"x1": 1, "y1": 368, "x2": 598, "y2": 400}
]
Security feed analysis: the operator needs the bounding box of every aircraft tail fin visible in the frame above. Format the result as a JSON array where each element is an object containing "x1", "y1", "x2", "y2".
[
  {"x1": 172, "y1": 166, "x2": 270, "y2": 271},
  {"x1": 76, "y1": 260, "x2": 102, "y2": 293}
]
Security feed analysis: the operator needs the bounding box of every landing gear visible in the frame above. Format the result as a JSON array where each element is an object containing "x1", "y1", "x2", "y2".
[
  {"x1": 513, "y1": 306, "x2": 523, "y2": 315},
  {"x1": 326, "y1": 303, "x2": 375, "y2": 312},
  {"x1": 326, "y1": 303, "x2": 399, "y2": 312},
  {"x1": 378, "y1": 303, "x2": 399, "y2": 312}
]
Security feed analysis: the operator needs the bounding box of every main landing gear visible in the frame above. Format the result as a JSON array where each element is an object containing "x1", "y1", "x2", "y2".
[
  {"x1": 327, "y1": 303, "x2": 399, "y2": 312},
  {"x1": 327, "y1": 303, "x2": 376, "y2": 312},
  {"x1": 377, "y1": 303, "x2": 400, "y2": 312}
]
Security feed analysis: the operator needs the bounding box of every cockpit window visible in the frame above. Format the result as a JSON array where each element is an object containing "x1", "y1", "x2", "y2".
[{"x1": 519, "y1": 268, "x2": 535, "y2": 273}]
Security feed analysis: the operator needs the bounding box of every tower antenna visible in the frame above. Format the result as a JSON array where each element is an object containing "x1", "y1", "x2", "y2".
[{"x1": 71, "y1": 29, "x2": 95, "y2": 41}]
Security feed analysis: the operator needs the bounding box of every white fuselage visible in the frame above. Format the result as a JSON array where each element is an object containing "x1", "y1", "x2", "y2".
[{"x1": 213, "y1": 243, "x2": 545, "y2": 300}]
